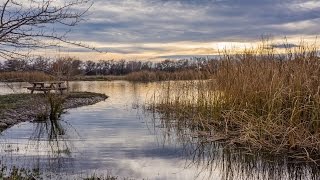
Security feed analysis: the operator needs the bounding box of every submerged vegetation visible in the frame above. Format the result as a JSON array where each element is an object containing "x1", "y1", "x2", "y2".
[
  {"x1": 0, "y1": 166, "x2": 41, "y2": 180},
  {"x1": 0, "y1": 165, "x2": 121, "y2": 180},
  {"x1": 149, "y1": 43, "x2": 320, "y2": 163}
]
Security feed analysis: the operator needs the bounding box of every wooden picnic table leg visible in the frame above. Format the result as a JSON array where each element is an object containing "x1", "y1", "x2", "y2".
[
  {"x1": 59, "y1": 83, "x2": 64, "y2": 95},
  {"x1": 31, "y1": 84, "x2": 36, "y2": 94},
  {"x1": 41, "y1": 83, "x2": 47, "y2": 95}
]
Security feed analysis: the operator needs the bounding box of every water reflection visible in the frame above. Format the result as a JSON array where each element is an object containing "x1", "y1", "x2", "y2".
[
  {"x1": 0, "y1": 81, "x2": 318, "y2": 179},
  {"x1": 0, "y1": 81, "x2": 216, "y2": 179},
  {"x1": 154, "y1": 112, "x2": 320, "y2": 180},
  {"x1": 0, "y1": 82, "x2": 29, "y2": 94},
  {"x1": 31, "y1": 119, "x2": 72, "y2": 158},
  {"x1": 0, "y1": 119, "x2": 78, "y2": 177}
]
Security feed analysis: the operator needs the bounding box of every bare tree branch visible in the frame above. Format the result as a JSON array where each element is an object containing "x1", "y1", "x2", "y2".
[{"x1": 0, "y1": 0, "x2": 100, "y2": 60}]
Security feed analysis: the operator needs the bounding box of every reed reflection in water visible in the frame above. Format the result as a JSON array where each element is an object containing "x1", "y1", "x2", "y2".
[
  {"x1": 0, "y1": 118, "x2": 79, "y2": 177},
  {"x1": 0, "y1": 81, "x2": 216, "y2": 179},
  {"x1": 0, "y1": 81, "x2": 319, "y2": 179},
  {"x1": 153, "y1": 109, "x2": 320, "y2": 180}
]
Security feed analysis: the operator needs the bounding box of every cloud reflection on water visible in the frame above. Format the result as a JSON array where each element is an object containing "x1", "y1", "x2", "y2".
[
  {"x1": 0, "y1": 81, "x2": 219, "y2": 179},
  {"x1": 0, "y1": 81, "x2": 319, "y2": 180}
]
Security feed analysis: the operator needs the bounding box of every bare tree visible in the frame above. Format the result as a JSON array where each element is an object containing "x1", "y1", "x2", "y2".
[{"x1": 0, "y1": 0, "x2": 93, "y2": 60}]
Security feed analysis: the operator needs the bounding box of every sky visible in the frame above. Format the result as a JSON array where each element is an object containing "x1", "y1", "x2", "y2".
[{"x1": 21, "y1": 0, "x2": 320, "y2": 60}]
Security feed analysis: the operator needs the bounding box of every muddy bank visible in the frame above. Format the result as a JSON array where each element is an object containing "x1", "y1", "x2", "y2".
[{"x1": 0, "y1": 92, "x2": 108, "y2": 131}]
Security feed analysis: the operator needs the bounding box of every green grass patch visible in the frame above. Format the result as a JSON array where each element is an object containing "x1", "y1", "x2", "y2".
[{"x1": 0, "y1": 94, "x2": 42, "y2": 112}]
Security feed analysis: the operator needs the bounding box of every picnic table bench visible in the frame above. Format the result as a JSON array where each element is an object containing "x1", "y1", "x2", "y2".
[{"x1": 24, "y1": 81, "x2": 67, "y2": 94}]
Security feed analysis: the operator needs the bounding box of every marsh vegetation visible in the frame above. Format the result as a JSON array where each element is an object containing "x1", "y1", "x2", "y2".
[{"x1": 149, "y1": 43, "x2": 320, "y2": 164}]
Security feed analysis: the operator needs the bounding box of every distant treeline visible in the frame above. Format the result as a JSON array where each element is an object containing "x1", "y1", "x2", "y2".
[{"x1": 0, "y1": 57, "x2": 216, "y2": 77}]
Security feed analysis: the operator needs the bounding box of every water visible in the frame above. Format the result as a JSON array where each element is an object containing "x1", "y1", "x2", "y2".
[
  {"x1": 0, "y1": 81, "x2": 318, "y2": 180},
  {"x1": 0, "y1": 81, "x2": 218, "y2": 179}
]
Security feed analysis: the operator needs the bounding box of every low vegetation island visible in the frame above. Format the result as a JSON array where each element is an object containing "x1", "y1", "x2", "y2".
[{"x1": 0, "y1": 92, "x2": 108, "y2": 131}]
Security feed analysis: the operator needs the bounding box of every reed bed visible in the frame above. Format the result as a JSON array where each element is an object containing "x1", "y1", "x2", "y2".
[
  {"x1": 0, "y1": 71, "x2": 53, "y2": 82},
  {"x1": 125, "y1": 70, "x2": 211, "y2": 82},
  {"x1": 0, "y1": 70, "x2": 210, "y2": 82},
  {"x1": 72, "y1": 70, "x2": 210, "y2": 82},
  {"x1": 149, "y1": 44, "x2": 320, "y2": 163},
  {"x1": 63, "y1": 70, "x2": 210, "y2": 82}
]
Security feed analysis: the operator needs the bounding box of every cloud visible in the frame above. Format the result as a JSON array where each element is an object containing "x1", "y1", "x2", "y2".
[{"x1": 29, "y1": 0, "x2": 320, "y2": 59}]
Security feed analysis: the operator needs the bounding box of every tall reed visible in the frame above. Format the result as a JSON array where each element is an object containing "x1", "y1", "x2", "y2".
[
  {"x1": 35, "y1": 93, "x2": 66, "y2": 121},
  {"x1": 150, "y1": 43, "x2": 320, "y2": 162},
  {"x1": 125, "y1": 70, "x2": 211, "y2": 82}
]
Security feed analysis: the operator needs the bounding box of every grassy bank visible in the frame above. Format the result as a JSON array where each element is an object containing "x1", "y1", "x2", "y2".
[
  {"x1": 0, "y1": 92, "x2": 108, "y2": 131},
  {"x1": 0, "y1": 92, "x2": 107, "y2": 112},
  {"x1": 149, "y1": 45, "x2": 320, "y2": 163}
]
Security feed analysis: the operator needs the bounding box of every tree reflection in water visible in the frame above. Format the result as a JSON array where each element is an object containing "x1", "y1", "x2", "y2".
[
  {"x1": 0, "y1": 118, "x2": 78, "y2": 175},
  {"x1": 32, "y1": 118, "x2": 73, "y2": 158}
]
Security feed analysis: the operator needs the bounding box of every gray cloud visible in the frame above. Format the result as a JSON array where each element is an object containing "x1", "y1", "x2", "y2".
[{"x1": 63, "y1": 0, "x2": 320, "y2": 55}]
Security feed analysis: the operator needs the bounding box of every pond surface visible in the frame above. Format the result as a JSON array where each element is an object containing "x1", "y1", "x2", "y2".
[
  {"x1": 0, "y1": 81, "x2": 318, "y2": 180},
  {"x1": 0, "y1": 81, "x2": 217, "y2": 179}
]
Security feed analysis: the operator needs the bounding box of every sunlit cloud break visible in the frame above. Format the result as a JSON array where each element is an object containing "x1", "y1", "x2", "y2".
[{"x1": 47, "y1": 0, "x2": 320, "y2": 60}]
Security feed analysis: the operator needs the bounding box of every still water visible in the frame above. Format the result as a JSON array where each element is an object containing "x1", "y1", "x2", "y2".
[
  {"x1": 0, "y1": 81, "x2": 318, "y2": 180},
  {"x1": 0, "y1": 81, "x2": 217, "y2": 179}
]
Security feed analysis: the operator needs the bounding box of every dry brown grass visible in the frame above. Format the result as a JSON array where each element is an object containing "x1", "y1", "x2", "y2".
[
  {"x1": 125, "y1": 70, "x2": 211, "y2": 82},
  {"x1": 69, "y1": 70, "x2": 211, "y2": 82},
  {"x1": 0, "y1": 70, "x2": 210, "y2": 82},
  {"x1": 150, "y1": 43, "x2": 320, "y2": 163},
  {"x1": 69, "y1": 75, "x2": 126, "y2": 81},
  {"x1": 0, "y1": 71, "x2": 54, "y2": 82}
]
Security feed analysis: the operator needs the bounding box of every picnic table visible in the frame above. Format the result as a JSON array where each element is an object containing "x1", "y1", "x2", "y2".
[{"x1": 25, "y1": 81, "x2": 67, "y2": 94}]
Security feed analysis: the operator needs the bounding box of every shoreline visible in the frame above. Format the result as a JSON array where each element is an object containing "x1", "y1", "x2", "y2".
[
  {"x1": 0, "y1": 92, "x2": 108, "y2": 131},
  {"x1": 0, "y1": 70, "x2": 211, "y2": 83}
]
